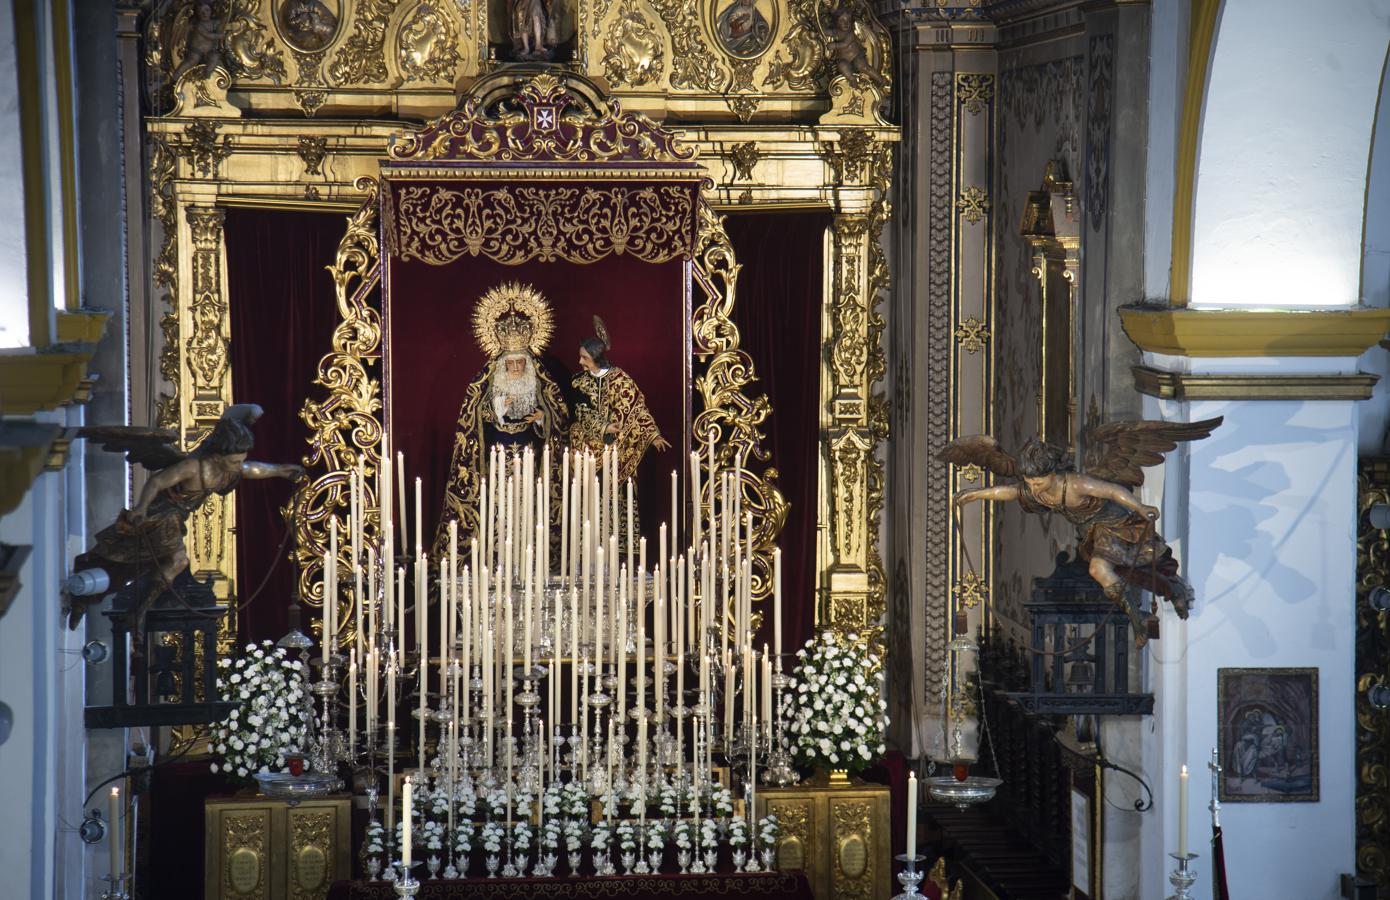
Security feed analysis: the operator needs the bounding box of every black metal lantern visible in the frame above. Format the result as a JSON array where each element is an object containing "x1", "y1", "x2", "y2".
[
  {"x1": 84, "y1": 570, "x2": 236, "y2": 729},
  {"x1": 1005, "y1": 553, "x2": 1154, "y2": 717}
]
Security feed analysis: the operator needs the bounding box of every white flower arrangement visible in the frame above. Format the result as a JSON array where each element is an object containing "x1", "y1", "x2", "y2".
[
  {"x1": 481, "y1": 821, "x2": 505, "y2": 854},
  {"x1": 657, "y1": 782, "x2": 680, "y2": 816},
  {"x1": 710, "y1": 785, "x2": 734, "y2": 818},
  {"x1": 541, "y1": 819, "x2": 563, "y2": 851},
  {"x1": 210, "y1": 641, "x2": 308, "y2": 781},
  {"x1": 616, "y1": 820, "x2": 637, "y2": 851},
  {"x1": 562, "y1": 781, "x2": 590, "y2": 818},
  {"x1": 673, "y1": 820, "x2": 695, "y2": 851},
  {"x1": 590, "y1": 821, "x2": 611, "y2": 854},
  {"x1": 485, "y1": 788, "x2": 509, "y2": 818},
  {"x1": 422, "y1": 820, "x2": 445, "y2": 852},
  {"x1": 645, "y1": 819, "x2": 668, "y2": 851},
  {"x1": 757, "y1": 814, "x2": 781, "y2": 847},
  {"x1": 364, "y1": 819, "x2": 386, "y2": 859},
  {"x1": 728, "y1": 816, "x2": 749, "y2": 848},
  {"x1": 700, "y1": 818, "x2": 720, "y2": 846},
  {"x1": 453, "y1": 820, "x2": 475, "y2": 858},
  {"x1": 788, "y1": 631, "x2": 888, "y2": 773},
  {"x1": 562, "y1": 818, "x2": 588, "y2": 850},
  {"x1": 512, "y1": 820, "x2": 533, "y2": 852}
]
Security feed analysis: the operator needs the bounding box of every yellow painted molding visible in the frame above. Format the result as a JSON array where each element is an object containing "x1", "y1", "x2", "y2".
[
  {"x1": 1169, "y1": 0, "x2": 1222, "y2": 308},
  {"x1": 0, "y1": 346, "x2": 98, "y2": 415},
  {"x1": 55, "y1": 309, "x2": 112, "y2": 344},
  {"x1": 0, "y1": 421, "x2": 60, "y2": 516},
  {"x1": 1119, "y1": 307, "x2": 1390, "y2": 357},
  {"x1": 1132, "y1": 366, "x2": 1380, "y2": 400}
]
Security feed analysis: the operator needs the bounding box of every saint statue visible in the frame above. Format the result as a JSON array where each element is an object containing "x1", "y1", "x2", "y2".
[
  {"x1": 510, "y1": 0, "x2": 558, "y2": 59},
  {"x1": 438, "y1": 283, "x2": 568, "y2": 543},
  {"x1": 942, "y1": 418, "x2": 1222, "y2": 644},
  {"x1": 568, "y1": 316, "x2": 671, "y2": 483}
]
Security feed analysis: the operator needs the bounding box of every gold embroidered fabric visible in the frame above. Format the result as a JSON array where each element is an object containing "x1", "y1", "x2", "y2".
[
  {"x1": 570, "y1": 367, "x2": 663, "y2": 482},
  {"x1": 391, "y1": 183, "x2": 700, "y2": 266}
]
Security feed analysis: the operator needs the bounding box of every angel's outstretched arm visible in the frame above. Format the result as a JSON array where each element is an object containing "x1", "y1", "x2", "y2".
[
  {"x1": 241, "y1": 460, "x2": 307, "y2": 481},
  {"x1": 954, "y1": 485, "x2": 1020, "y2": 506}
]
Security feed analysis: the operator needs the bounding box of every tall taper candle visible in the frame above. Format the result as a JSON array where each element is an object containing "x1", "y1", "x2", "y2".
[
  {"x1": 109, "y1": 785, "x2": 121, "y2": 875},
  {"x1": 402, "y1": 775, "x2": 414, "y2": 868},
  {"x1": 906, "y1": 772, "x2": 918, "y2": 859},
  {"x1": 1178, "y1": 764, "x2": 1189, "y2": 856},
  {"x1": 349, "y1": 651, "x2": 357, "y2": 755}
]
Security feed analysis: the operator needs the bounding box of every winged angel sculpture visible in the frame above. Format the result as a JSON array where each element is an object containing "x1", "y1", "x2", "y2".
[
  {"x1": 67, "y1": 404, "x2": 304, "y2": 634},
  {"x1": 942, "y1": 418, "x2": 1222, "y2": 642}
]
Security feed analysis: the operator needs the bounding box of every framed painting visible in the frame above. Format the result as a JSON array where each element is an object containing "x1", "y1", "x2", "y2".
[{"x1": 1217, "y1": 667, "x2": 1319, "y2": 803}]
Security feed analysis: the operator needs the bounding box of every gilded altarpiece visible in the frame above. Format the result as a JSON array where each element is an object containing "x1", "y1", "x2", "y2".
[{"x1": 140, "y1": 0, "x2": 898, "y2": 664}]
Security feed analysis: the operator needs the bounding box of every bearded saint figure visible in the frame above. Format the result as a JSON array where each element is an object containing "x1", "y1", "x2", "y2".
[
  {"x1": 438, "y1": 284, "x2": 568, "y2": 546},
  {"x1": 569, "y1": 316, "x2": 670, "y2": 483}
]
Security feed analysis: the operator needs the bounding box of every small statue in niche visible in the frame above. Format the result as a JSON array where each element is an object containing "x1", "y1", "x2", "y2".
[
  {"x1": 170, "y1": 0, "x2": 229, "y2": 85},
  {"x1": 942, "y1": 417, "x2": 1223, "y2": 644},
  {"x1": 279, "y1": 0, "x2": 338, "y2": 51},
  {"x1": 510, "y1": 0, "x2": 559, "y2": 60},
  {"x1": 823, "y1": 8, "x2": 889, "y2": 95},
  {"x1": 66, "y1": 404, "x2": 305, "y2": 635}
]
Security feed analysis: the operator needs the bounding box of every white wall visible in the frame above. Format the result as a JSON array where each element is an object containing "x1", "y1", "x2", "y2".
[
  {"x1": 1190, "y1": 0, "x2": 1390, "y2": 308},
  {"x1": 1358, "y1": 53, "x2": 1390, "y2": 455},
  {"x1": 0, "y1": 0, "x2": 30, "y2": 348},
  {"x1": 1139, "y1": 373, "x2": 1360, "y2": 900}
]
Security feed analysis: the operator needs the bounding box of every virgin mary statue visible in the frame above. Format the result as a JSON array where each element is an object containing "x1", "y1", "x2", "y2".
[{"x1": 437, "y1": 283, "x2": 568, "y2": 546}]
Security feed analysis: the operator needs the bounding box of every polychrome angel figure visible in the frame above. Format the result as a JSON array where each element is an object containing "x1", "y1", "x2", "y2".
[
  {"x1": 942, "y1": 418, "x2": 1222, "y2": 641},
  {"x1": 68, "y1": 404, "x2": 305, "y2": 632}
]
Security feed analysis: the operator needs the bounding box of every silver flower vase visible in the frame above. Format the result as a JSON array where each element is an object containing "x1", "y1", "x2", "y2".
[
  {"x1": 567, "y1": 851, "x2": 582, "y2": 875},
  {"x1": 367, "y1": 857, "x2": 383, "y2": 880},
  {"x1": 761, "y1": 847, "x2": 776, "y2": 870},
  {"x1": 427, "y1": 856, "x2": 441, "y2": 878},
  {"x1": 732, "y1": 849, "x2": 747, "y2": 869}
]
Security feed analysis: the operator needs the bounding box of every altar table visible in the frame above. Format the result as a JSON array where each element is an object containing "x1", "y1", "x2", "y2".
[{"x1": 326, "y1": 870, "x2": 813, "y2": 900}]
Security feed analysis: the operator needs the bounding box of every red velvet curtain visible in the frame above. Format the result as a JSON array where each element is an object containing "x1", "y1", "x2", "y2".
[
  {"x1": 226, "y1": 206, "x2": 345, "y2": 642},
  {"x1": 724, "y1": 211, "x2": 829, "y2": 659}
]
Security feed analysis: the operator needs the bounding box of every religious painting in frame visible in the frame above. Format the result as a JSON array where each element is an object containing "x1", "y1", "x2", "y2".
[
  {"x1": 1216, "y1": 666, "x2": 1319, "y2": 803},
  {"x1": 710, "y1": 0, "x2": 778, "y2": 59}
]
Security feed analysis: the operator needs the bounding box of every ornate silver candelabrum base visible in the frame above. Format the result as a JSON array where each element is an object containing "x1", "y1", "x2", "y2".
[
  {"x1": 99, "y1": 874, "x2": 131, "y2": 900},
  {"x1": 1167, "y1": 852, "x2": 1198, "y2": 900},
  {"x1": 391, "y1": 867, "x2": 420, "y2": 897},
  {"x1": 892, "y1": 854, "x2": 927, "y2": 900}
]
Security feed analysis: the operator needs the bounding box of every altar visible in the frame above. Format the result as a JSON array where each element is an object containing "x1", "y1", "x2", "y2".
[{"x1": 325, "y1": 871, "x2": 813, "y2": 900}]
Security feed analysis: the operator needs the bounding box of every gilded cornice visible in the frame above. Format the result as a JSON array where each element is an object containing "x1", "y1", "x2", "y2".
[
  {"x1": 0, "y1": 421, "x2": 60, "y2": 516},
  {"x1": 1119, "y1": 306, "x2": 1390, "y2": 358},
  {"x1": 0, "y1": 344, "x2": 104, "y2": 415},
  {"x1": 1132, "y1": 366, "x2": 1380, "y2": 401}
]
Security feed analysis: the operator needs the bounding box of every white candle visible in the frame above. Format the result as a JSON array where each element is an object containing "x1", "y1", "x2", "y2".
[
  {"x1": 348, "y1": 651, "x2": 358, "y2": 755},
  {"x1": 774, "y1": 547, "x2": 783, "y2": 659},
  {"x1": 1178, "y1": 764, "x2": 1189, "y2": 856},
  {"x1": 414, "y1": 476, "x2": 423, "y2": 558},
  {"x1": 402, "y1": 775, "x2": 414, "y2": 867},
  {"x1": 907, "y1": 772, "x2": 918, "y2": 858},
  {"x1": 109, "y1": 786, "x2": 121, "y2": 875},
  {"x1": 396, "y1": 451, "x2": 407, "y2": 554}
]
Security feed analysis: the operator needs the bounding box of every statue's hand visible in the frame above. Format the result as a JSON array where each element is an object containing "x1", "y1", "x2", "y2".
[
  {"x1": 285, "y1": 464, "x2": 308, "y2": 483},
  {"x1": 1140, "y1": 504, "x2": 1159, "y2": 521},
  {"x1": 954, "y1": 490, "x2": 977, "y2": 507},
  {"x1": 653, "y1": 437, "x2": 671, "y2": 452},
  {"x1": 526, "y1": 411, "x2": 545, "y2": 425},
  {"x1": 125, "y1": 509, "x2": 147, "y2": 526}
]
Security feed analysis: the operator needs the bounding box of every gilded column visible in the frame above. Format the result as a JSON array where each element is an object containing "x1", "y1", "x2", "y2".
[{"x1": 181, "y1": 204, "x2": 236, "y2": 603}]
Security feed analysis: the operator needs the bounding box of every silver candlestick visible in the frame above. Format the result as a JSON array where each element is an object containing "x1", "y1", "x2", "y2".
[
  {"x1": 99, "y1": 874, "x2": 131, "y2": 900},
  {"x1": 392, "y1": 865, "x2": 420, "y2": 897},
  {"x1": 1167, "y1": 852, "x2": 1198, "y2": 900},
  {"x1": 892, "y1": 854, "x2": 926, "y2": 899}
]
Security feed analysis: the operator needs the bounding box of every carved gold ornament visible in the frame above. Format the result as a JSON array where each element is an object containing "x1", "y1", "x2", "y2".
[
  {"x1": 328, "y1": 0, "x2": 402, "y2": 84},
  {"x1": 397, "y1": 1, "x2": 461, "y2": 83},
  {"x1": 602, "y1": 0, "x2": 665, "y2": 88},
  {"x1": 471, "y1": 283, "x2": 555, "y2": 359},
  {"x1": 954, "y1": 315, "x2": 990, "y2": 353},
  {"x1": 389, "y1": 183, "x2": 700, "y2": 266},
  {"x1": 956, "y1": 185, "x2": 990, "y2": 224},
  {"x1": 956, "y1": 73, "x2": 994, "y2": 115},
  {"x1": 951, "y1": 571, "x2": 988, "y2": 609}
]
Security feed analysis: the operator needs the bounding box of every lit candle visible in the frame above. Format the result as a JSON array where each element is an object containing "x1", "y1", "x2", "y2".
[
  {"x1": 907, "y1": 772, "x2": 918, "y2": 859},
  {"x1": 109, "y1": 785, "x2": 122, "y2": 876},
  {"x1": 1178, "y1": 764, "x2": 1189, "y2": 856},
  {"x1": 402, "y1": 775, "x2": 414, "y2": 868}
]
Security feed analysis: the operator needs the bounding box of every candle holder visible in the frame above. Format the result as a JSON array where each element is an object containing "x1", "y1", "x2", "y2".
[
  {"x1": 391, "y1": 866, "x2": 420, "y2": 898},
  {"x1": 1166, "y1": 852, "x2": 1198, "y2": 900},
  {"x1": 892, "y1": 854, "x2": 927, "y2": 900},
  {"x1": 99, "y1": 874, "x2": 131, "y2": 900}
]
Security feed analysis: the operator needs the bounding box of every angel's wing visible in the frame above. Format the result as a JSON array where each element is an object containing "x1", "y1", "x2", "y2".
[
  {"x1": 936, "y1": 434, "x2": 1018, "y2": 479},
  {"x1": 1082, "y1": 417, "x2": 1223, "y2": 488},
  {"x1": 78, "y1": 426, "x2": 185, "y2": 471}
]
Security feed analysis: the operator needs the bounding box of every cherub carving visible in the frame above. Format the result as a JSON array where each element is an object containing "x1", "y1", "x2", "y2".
[
  {"x1": 942, "y1": 418, "x2": 1222, "y2": 643},
  {"x1": 824, "y1": 8, "x2": 889, "y2": 95},
  {"x1": 68, "y1": 404, "x2": 304, "y2": 636},
  {"x1": 169, "y1": 0, "x2": 229, "y2": 86}
]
